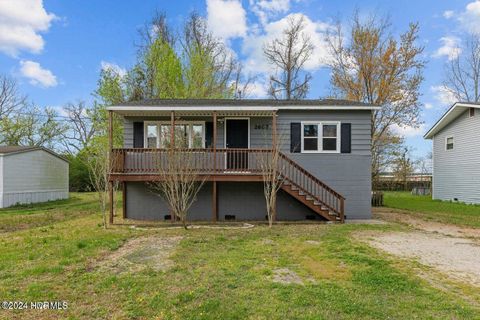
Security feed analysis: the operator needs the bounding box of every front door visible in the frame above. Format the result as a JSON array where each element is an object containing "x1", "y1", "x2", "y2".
[{"x1": 225, "y1": 119, "x2": 249, "y2": 170}]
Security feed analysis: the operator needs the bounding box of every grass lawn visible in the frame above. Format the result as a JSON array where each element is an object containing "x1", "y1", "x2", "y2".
[
  {"x1": 0, "y1": 193, "x2": 478, "y2": 319},
  {"x1": 383, "y1": 192, "x2": 480, "y2": 228}
]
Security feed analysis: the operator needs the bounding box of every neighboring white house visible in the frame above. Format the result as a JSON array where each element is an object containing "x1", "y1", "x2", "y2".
[
  {"x1": 0, "y1": 146, "x2": 69, "y2": 208},
  {"x1": 424, "y1": 102, "x2": 480, "y2": 204}
]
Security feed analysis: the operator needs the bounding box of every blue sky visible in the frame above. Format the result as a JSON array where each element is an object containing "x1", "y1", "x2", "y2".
[{"x1": 1, "y1": 0, "x2": 479, "y2": 159}]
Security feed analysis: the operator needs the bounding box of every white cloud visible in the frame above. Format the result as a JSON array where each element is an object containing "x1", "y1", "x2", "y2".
[
  {"x1": 19, "y1": 60, "x2": 57, "y2": 88},
  {"x1": 242, "y1": 13, "x2": 333, "y2": 75},
  {"x1": 100, "y1": 61, "x2": 127, "y2": 77},
  {"x1": 207, "y1": 0, "x2": 247, "y2": 40},
  {"x1": 250, "y1": 0, "x2": 291, "y2": 25},
  {"x1": 458, "y1": 1, "x2": 480, "y2": 34},
  {"x1": 391, "y1": 123, "x2": 427, "y2": 138},
  {"x1": 431, "y1": 85, "x2": 457, "y2": 106},
  {"x1": 443, "y1": 10, "x2": 454, "y2": 19},
  {"x1": 424, "y1": 103, "x2": 434, "y2": 110},
  {"x1": 0, "y1": 0, "x2": 56, "y2": 56},
  {"x1": 432, "y1": 36, "x2": 462, "y2": 60}
]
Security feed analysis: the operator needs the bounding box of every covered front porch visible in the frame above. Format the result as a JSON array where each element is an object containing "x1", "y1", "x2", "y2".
[{"x1": 107, "y1": 105, "x2": 345, "y2": 224}]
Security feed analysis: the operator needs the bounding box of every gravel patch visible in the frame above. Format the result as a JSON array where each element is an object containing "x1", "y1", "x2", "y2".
[
  {"x1": 363, "y1": 231, "x2": 480, "y2": 286},
  {"x1": 93, "y1": 236, "x2": 182, "y2": 274}
]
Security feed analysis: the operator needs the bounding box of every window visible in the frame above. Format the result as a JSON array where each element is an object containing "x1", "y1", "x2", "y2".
[
  {"x1": 446, "y1": 136, "x2": 454, "y2": 150},
  {"x1": 146, "y1": 124, "x2": 158, "y2": 148},
  {"x1": 301, "y1": 122, "x2": 340, "y2": 153},
  {"x1": 145, "y1": 122, "x2": 205, "y2": 148},
  {"x1": 470, "y1": 108, "x2": 475, "y2": 117}
]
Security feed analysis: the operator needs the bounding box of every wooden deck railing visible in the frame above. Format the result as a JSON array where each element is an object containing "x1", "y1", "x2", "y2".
[{"x1": 110, "y1": 148, "x2": 345, "y2": 220}]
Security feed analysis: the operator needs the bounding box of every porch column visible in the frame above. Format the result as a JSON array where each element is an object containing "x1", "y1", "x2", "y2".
[
  {"x1": 272, "y1": 111, "x2": 277, "y2": 149},
  {"x1": 212, "y1": 111, "x2": 218, "y2": 222},
  {"x1": 170, "y1": 111, "x2": 176, "y2": 222},
  {"x1": 108, "y1": 110, "x2": 114, "y2": 225},
  {"x1": 170, "y1": 111, "x2": 175, "y2": 148},
  {"x1": 272, "y1": 110, "x2": 277, "y2": 223}
]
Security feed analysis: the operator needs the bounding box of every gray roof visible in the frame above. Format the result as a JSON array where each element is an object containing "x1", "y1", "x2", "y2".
[
  {"x1": 115, "y1": 98, "x2": 376, "y2": 107},
  {"x1": 0, "y1": 146, "x2": 67, "y2": 162}
]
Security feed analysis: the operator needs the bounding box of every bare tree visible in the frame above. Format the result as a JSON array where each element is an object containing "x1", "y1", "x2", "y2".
[
  {"x1": 260, "y1": 132, "x2": 287, "y2": 227},
  {"x1": 443, "y1": 35, "x2": 480, "y2": 103},
  {"x1": 0, "y1": 75, "x2": 26, "y2": 119},
  {"x1": 148, "y1": 132, "x2": 206, "y2": 229},
  {"x1": 84, "y1": 137, "x2": 119, "y2": 228},
  {"x1": 326, "y1": 12, "x2": 425, "y2": 186},
  {"x1": 182, "y1": 12, "x2": 253, "y2": 99},
  {"x1": 391, "y1": 147, "x2": 416, "y2": 191},
  {"x1": 263, "y1": 15, "x2": 314, "y2": 100},
  {"x1": 62, "y1": 101, "x2": 96, "y2": 154}
]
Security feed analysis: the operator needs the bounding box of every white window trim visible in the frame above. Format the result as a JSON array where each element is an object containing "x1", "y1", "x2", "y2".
[
  {"x1": 300, "y1": 121, "x2": 341, "y2": 153},
  {"x1": 445, "y1": 135, "x2": 454, "y2": 151},
  {"x1": 144, "y1": 121, "x2": 206, "y2": 148}
]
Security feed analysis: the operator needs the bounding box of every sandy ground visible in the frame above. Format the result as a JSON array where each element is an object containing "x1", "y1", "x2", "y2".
[
  {"x1": 362, "y1": 208, "x2": 480, "y2": 287},
  {"x1": 93, "y1": 236, "x2": 182, "y2": 274}
]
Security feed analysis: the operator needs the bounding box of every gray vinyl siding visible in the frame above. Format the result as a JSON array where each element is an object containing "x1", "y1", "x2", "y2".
[
  {"x1": 122, "y1": 109, "x2": 372, "y2": 220},
  {"x1": 277, "y1": 110, "x2": 372, "y2": 218},
  {"x1": 0, "y1": 150, "x2": 69, "y2": 208},
  {"x1": 432, "y1": 110, "x2": 480, "y2": 203}
]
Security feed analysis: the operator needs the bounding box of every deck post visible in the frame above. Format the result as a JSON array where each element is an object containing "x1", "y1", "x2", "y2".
[
  {"x1": 108, "y1": 110, "x2": 114, "y2": 225},
  {"x1": 272, "y1": 111, "x2": 277, "y2": 222},
  {"x1": 170, "y1": 111, "x2": 175, "y2": 222},
  {"x1": 212, "y1": 111, "x2": 218, "y2": 222},
  {"x1": 122, "y1": 181, "x2": 126, "y2": 219}
]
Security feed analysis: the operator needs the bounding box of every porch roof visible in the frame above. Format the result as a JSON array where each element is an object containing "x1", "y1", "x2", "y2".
[{"x1": 107, "y1": 99, "x2": 380, "y2": 117}]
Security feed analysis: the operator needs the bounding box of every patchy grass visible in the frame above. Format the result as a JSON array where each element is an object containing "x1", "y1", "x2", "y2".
[
  {"x1": 0, "y1": 193, "x2": 478, "y2": 319},
  {"x1": 384, "y1": 191, "x2": 480, "y2": 228}
]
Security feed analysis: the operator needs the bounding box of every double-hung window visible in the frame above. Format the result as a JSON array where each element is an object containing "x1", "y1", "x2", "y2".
[
  {"x1": 144, "y1": 122, "x2": 205, "y2": 148},
  {"x1": 446, "y1": 136, "x2": 454, "y2": 150},
  {"x1": 301, "y1": 122, "x2": 340, "y2": 153}
]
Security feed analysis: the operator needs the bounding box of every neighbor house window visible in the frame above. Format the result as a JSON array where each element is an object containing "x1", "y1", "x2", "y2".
[
  {"x1": 301, "y1": 122, "x2": 340, "y2": 153},
  {"x1": 470, "y1": 108, "x2": 475, "y2": 117},
  {"x1": 145, "y1": 122, "x2": 205, "y2": 148},
  {"x1": 446, "y1": 136, "x2": 454, "y2": 150}
]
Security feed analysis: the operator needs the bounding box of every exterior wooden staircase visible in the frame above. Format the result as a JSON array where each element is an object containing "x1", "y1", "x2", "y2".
[{"x1": 278, "y1": 152, "x2": 345, "y2": 222}]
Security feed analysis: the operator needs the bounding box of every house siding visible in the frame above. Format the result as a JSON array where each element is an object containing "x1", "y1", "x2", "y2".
[
  {"x1": 122, "y1": 109, "x2": 372, "y2": 220},
  {"x1": 432, "y1": 109, "x2": 480, "y2": 203},
  {"x1": 0, "y1": 150, "x2": 69, "y2": 208}
]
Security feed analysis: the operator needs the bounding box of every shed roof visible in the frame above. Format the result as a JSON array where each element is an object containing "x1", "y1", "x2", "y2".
[
  {"x1": 424, "y1": 102, "x2": 480, "y2": 139},
  {"x1": 0, "y1": 146, "x2": 67, "y2": 162}
]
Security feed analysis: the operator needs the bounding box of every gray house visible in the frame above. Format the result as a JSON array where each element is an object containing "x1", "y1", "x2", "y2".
[
  {"x1": 424, "y1": 102, "x2": 480, "y2": 204},
  {"x1": 0, "y1": 146, "x2": 69, "y2": 208},
  {"x1": 107, "y1": 99, "x2": 379, "y2": 222}
]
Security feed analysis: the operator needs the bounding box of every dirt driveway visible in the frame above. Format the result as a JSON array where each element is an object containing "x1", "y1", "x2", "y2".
[{"x1": 359, "y1": 207, "x2": 480, "y2": 287}]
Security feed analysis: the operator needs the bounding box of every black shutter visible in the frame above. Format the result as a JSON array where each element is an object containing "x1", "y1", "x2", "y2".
[
  {"x1": 133, "y1": 122, "x2": 144, "y2": 148},
  {"x1": 290, "y1": 122, "x2": 301, "y2": 153},
  {"x1": 205, "y1": 121, "x2": 213, "y2": 148},
  {"x1": 341, "y1": 123, "x2": 351, "y2": 153}
]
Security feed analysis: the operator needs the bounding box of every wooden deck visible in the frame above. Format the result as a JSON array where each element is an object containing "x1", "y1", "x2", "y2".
[{"x1": 109, "y1": 148, "x2": 345, "y2": 222}]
